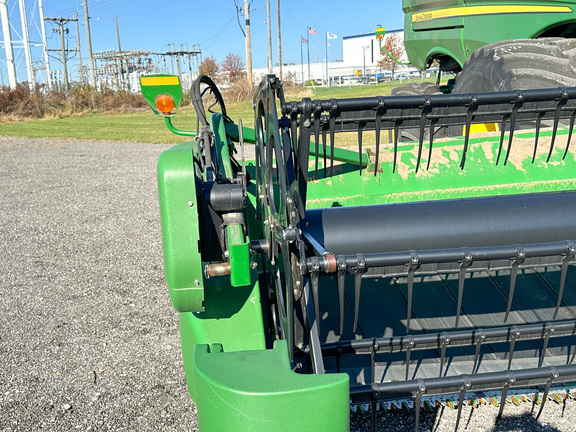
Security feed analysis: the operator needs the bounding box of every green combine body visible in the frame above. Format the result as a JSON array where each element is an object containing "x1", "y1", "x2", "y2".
[
  {"x1": 403, "y1": 0, "x2": 576, "y2": 72},
  {"x1": 141, "y1": 71, "x2": 576, "y2": 432}
]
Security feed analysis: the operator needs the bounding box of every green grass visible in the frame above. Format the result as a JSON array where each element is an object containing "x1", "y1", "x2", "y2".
[{"x1": 0, "y1": 78, "x2": 436, "y2": 144}]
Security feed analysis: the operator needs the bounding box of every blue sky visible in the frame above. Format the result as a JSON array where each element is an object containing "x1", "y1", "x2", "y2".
[{"x1": 2, "y1": 0, "x2": 406, "y2": 84}]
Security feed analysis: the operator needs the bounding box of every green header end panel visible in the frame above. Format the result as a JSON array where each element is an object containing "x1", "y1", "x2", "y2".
[
  {"x1": 157, "y1": 141, "x2": 204, "y2": 312},
  {"x1": 140, "y1": 74, "x2": 183, "y2": 116},
  {"x1": 193, "y1": 341, "x2": 349, "y2": 432}
]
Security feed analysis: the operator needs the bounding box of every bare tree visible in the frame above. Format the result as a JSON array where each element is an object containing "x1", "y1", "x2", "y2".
[
  {"x1": 377, "y1": 33, "x2": 405, "y2": 78},
  {"x1": 199, "y1": 56, "x2": 220, "y2": 80},
  {"x1": 221, "y1": 53, "x2": 245, "y2": 83}
]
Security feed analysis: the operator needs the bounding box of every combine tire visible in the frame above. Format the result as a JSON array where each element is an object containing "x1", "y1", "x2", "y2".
[
  {"x1": 454, "y1": 37, "x2": 576, "y2": 92},
  {"x1": 389, "y1": 81, "x2": 442, "y2": 142}
]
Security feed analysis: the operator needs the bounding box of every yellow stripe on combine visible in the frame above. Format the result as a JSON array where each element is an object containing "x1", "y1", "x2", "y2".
[
  {"x1": 413, "y1": 5, "x2": 573, "y2": 23},
  {"x1": 140, "y1": 76, "x2": 180, "y2": 87}
]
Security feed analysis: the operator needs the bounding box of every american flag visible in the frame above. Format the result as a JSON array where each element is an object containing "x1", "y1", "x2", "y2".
[{"x1": 308, "y1": 27, "x2": 317, "y2": 35}]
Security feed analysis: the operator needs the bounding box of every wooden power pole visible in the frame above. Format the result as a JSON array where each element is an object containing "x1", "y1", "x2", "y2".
[
  {"x1": 243, "y1": 0, "x2": 252, "y2": 90},
  {"x1": 84, "y1": 0, "x2": 96, "y2": 87}
]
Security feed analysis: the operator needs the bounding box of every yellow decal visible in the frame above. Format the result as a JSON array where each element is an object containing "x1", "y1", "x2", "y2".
[
  {"x1": 413, "y1": 5, "x2": 573, "y2": 23},
  {"x1": 140, "y1": 76, "x2": 180, "y2": 87}
]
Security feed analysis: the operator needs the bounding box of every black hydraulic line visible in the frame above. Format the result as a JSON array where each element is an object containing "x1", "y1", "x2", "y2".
[{"x1": 321, "y1": 319, "x2": 576, "y2": 357}]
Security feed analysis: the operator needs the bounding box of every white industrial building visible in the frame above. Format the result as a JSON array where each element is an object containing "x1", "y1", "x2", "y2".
[{"x1": 252, "y1": 28, "x2": 416, "y2": 85}]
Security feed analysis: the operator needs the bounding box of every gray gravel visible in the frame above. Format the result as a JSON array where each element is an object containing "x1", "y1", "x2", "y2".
[{"x1": 1, "y1": 136, "x2": 575, "y2": 432}]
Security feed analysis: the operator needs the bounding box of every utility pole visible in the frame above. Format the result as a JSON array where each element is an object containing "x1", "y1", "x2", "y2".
[
  {"x1": 266, "y1": 0, "x2": 272, "y2": 73},
  {"x1": 0, "y1": 0, "x2": 17, "y2": 89},
  {"x1": 243, "y1": 0, "x2": 252, "y2": 90},
  {"x1": 83, "y1": 0, "x2": 96, "y2": 87},
  {"x1": 277, "y1": 0, "x2": 282, "y2": 79},
  {"x1": 45, "y1": 16, "x2": 78, "y2": 90},
  {"x1": 75, "y1": 12, "x2": 84, "y2": 84}
]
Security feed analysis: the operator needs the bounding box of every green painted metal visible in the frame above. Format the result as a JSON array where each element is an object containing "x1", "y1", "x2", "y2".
[
  {"x1": 193, "y1": 340, "x2": 349, "y2": 432},
  {"x1": 227, "y1": 225, "x2": 251, "y2": 287},
  {"x1": 164, "y1": 116, "x2": 197, "y2": 137},
  {"x1": 304, "y1": 130, "x2": 576, "y2": 208},
  {"x1": 139, "y1": 74, "x2": 183, "y2": 116},
  {"x1": 157, "y1": 141, "x2": 205, "y2": 312},
  {"x1": 402, "y1": 0, "x2": 576, "y2": 70}
]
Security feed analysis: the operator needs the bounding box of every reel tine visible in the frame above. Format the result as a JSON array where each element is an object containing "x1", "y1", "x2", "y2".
[
  {"x1": 426, "y1": 118, "x2": 438, "y2": 170},
  {"x1": 508, "y1": 327, "x2": 520, "y2": 370},
  {"x1": 505, "y1": 262, "x2": 518, "y2": 323},
  {"x1": 374, "y1": 114, "x2": 382, "y2": 177},
  {"x1": 322, "y1": 125, "x2": 328, "y2": 179},
  {"x1": 532, "y1": 112, "x2": 544, "y2": 163},
  {"x1": 414, "y1": 380, "x2": 426, "y2": 432},
  {"x1": 504, "y1": 94, "x2": 523, "y2": 166},
  {"x1": 337, "y1": 258, "x2": 347, "y2": 335},
  {"x1": 547, "y1": 91, "x2": 568, "y2": 162},
  {"x1": 472, "y1": 331, "x2": 486, "y2": 373},
  {"x1": 535, "y1": 373, "x2": 556, "y2": 421},
  {"x1": 371, "y1": 339, "x2": 379, "y2": 384},
  {"x1": 416, "y1": 98, "x2": 432, "y2": 173},
  {"x1": 495, "y1": 379, "x2": 511, "y2": 425},
  {"x1": 496, "y1": 114, "x2": 509, "y2": 165},
  {"x1": 439, "y1": 333, "x2": 450, "y2": 377},
  {"x1": 405, "y1": 337, "x2": 415, "y2": 380},
  {"x1": 393, "y1": 119, "x2": 401, "y2": 174},
  {"x1": 554, "y1": 255, "x2": 570, "y2": 319},
  {"x1": 406, "y1": 251, "x2": 419, "y2": 332},
  {"x1": 456, "y1": 253, "x2": 472, "y2": 327},
  {"x1": 562, "y1": 110, "x2": 576, "y2": 160},
  {"x1": 460, "y1": 97, "x2": 477, "y2": 170},
  {"x1": 371, "y1": 400, "x2": 378, "y2": 432},
  {"x1": 358, "y1": 121, "x2": 365, "y2": 175},
  {"x1": 313, "y1": 112, "x2": 320, "y2": 180},
  {"x1": 539, "y1": 324, "x2": 554, "y2": 368},
  {"x1": 454, "y1": 385, "x2": 468, "y2": 432},
  {"x1": 353, "y1": 254, "x2": 365, "y2": 333},
  {"x1": 329, "y1": 112, "x2": 336, "y2": 177}
]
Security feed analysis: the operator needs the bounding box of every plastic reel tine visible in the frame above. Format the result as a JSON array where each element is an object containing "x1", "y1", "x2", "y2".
[
  {"x1": 416, "y1": 98, "x2": 432, "y2": 173},
  {"x1": 353, "y1": 254, "x2": 365, "y2": 333},
  {"x1": 461, "y1": 97, "x2": 478, "y2": 170},
  {"x1": 357, "y1": 121, "x2": 366, "y2": 175},
  {"x1": 371, "y1": 399, "x2": 378, "y2": 432},
  {"x1": 371, "y1": 339, "x2": 379, "y2": 384},
  {"x1": 547, "y1": 91, "x2": 568, "y2": 163},
  {"x1": 536, "y1": 368, "x2": 558, "y2": 421},
  {"x1": 570, "y1": 340, "x2": 576, "y2": 364},
  {"x1": 496, "y1": 378, "x2": 512, "y2": 425},
  {"x1": 496, "y1": 114, "x2": 509, "y2": 165},
  {"x1": 406, "y1": 251, "x2": 419, "y2": 332},
  {"x1": 374, "y1": 114, "x2": 382, "y2": 177},
  {"x1": 322, "y1": 126, "x2": 328, "y2": 179},
  {"x1": 426, "y1": 118, "x2": 438, "y2": 170},
  {"x1": 508, "y1": 327, "x2": 520, "y2": 370},
  {"x1": 472, "y1": 331, "x2": 486, "y2": 373},
  {"x1": 337, "y1": 257, "x2": 347, "y2": 335},
  {"x1": 505, "y1": 256, "x2": 521, "y2": 322},
  {"x1": 393, "y1": 119, "x2": 401, "y2": 174},
  {"x1": 311, "y1": 267, "x2": 321, "y2": 336},
  {"x1": 329, "y1": 113, "x2": 336, "y2": 177},
  {"x1": 539, "y1": 324, "x2": 554, "y2": 368},
  {"x1": 532, "y1": 112, "x2": 545, "y2": 163},
  {"x1": 313, "y1": 113, "x2": 320, "y2": 180},
  {"x1": 455, "y1": 378, "x2": 471, "y2": 432},
  {"x1": 414, "y1": 380, "x2": 426, "y2": 432},
  {"x1": 439, "y1": 333, "x2": 450, "y2": 377},
  {"x1": 562, "y1": 110, "x2": 576, "y2": 160},
  {"x1": 456, "y1": 253, "x2": 472, "y2": 327},
  {"x1": 405, "y1": 337, "x2": 415, "y2": 380},
  {"x1": 554, "y1": 243, "x2": 575, "y2": 319},
  {"x1": 504, "y1": 95, "x2": 523, "y2": 166}
]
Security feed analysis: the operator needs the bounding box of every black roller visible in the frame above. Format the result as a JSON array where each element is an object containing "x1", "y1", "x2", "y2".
[{"x1": 303, "y1": 191, "x2": 576, "y2": 254}]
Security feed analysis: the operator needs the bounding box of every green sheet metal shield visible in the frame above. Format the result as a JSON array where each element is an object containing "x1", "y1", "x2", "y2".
[{"x1": 140, "y1": 74, "x2": 182, "y2": 116}]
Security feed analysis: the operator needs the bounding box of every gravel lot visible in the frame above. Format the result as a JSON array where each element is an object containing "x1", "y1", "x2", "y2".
[{"x1": 1, "y1": 136, "x2": 576, "y2": 432}]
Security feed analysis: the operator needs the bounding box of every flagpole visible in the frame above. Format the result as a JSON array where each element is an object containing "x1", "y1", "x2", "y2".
[
  {"x1": 307, "y1": 26, "x2": 311, "y2": 83},
  {"x1": 325, "y1": 31, "x2": 328, "y2": 87},
  {"x1": 300, "y1": 36, "x2": 304, "y2": 87}
]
